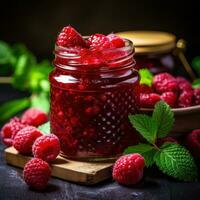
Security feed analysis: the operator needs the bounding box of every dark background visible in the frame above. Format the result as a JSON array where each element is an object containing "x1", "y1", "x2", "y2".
[{"x1": 0, "y1": 0, "x2": 199, "y2": 60}]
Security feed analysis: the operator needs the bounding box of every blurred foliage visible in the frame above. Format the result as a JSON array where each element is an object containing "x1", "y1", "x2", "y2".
[
  {"x1": 0, "y1": 41, "x2": 52, "y2": 121},
  {"x1": 192, "y1": 56, "x2": 200, "y2": 77},
  {"x1": 192, "y1": 56, "x2": 200, "y2": 88}
]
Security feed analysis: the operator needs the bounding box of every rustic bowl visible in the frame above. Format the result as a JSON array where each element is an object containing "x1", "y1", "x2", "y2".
[{"x1": 140, "y1": 105, "x2": 200, "y2": 136}]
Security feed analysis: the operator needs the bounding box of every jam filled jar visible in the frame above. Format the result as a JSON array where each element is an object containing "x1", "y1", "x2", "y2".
[
  {"x1": 49, "y1": 39, "x2": 140, "y2": 160},
  {"x1": 117, "y1": 31, "x2": 196, "y2": 80}
]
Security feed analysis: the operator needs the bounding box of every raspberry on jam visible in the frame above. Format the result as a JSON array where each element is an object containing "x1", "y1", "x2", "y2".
[{"x1": 50, "y1": 26, "x2": 139, "y2": 160}]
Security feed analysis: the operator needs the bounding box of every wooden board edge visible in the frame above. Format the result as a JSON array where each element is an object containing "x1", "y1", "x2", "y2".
[{"x1": 4, "y1": 147, "x2": 113, "y2": 185}]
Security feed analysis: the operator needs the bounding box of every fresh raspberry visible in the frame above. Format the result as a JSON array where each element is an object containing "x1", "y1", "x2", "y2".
[
  {"x1": 107, "y1": 34, "x2": 125, "y2": 48},
  {"x1": 157, "y1": 137, "x2": 178, "y2": 147},
  {"x1": 140, "y1": 93, "x2": 161, "y2": 108},
  {"x1": 186, "y1": 129, "x2": 200, "y2": 157},
  {"x1": 161, "y1": 92, "x2": 177, "y2": 107},
  {"x1": 88, "y1": 34, "x2": 113, "y2": 50},
  {"x1": 193, "y1": 88, "x2": 200, "y2": 105},
  {"x1": 178, "y1": 90, "x2": 193, "y2": 108},
  {"x1": 21, "y1": 108, "x2": 48, "y2": 127},
  {"x1": 139, "y1": 84, "x2": 152, "y2": 94},
  {"x1": 32, "y1": 134, "x2": 60, "y2": 162},
  {"x1": 56, "y1": 25, "x2": 88, "y2": 48},
  {"x1": 13, "y1": 126, "x2": 42, "y2": 154},
  {"x1": 112, "y1": 153, "x2": 145, "y2": 185},
  {"x1": 23, "y1": 158, "x2": 51, "y2": 190},
  {"x1": 153, "y1": 73, "x2": 178, "y2": 94},
  {"x1": 1, "y1": 117, "x2": 26, "y2": 146},
  {"x1": 176, "y1": 76, "x2": 192, "y2": 92}
]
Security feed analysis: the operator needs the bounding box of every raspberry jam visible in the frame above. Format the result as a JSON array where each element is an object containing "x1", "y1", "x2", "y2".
[{"x1": 49, "y1": 39, "x2": 140, "y2": 160}]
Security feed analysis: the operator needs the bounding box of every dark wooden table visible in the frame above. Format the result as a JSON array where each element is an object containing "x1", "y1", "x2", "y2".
[
  {"x1": 1, "y1": 141, "x2": 200, "y2": 200},
  {"x1": 1, "y1": 85, "x2": 200, "y2": 200}
]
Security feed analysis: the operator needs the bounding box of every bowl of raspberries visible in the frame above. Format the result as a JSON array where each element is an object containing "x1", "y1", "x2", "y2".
[{"x1": 139, "y1": 70, "x2": 200, "y2": 135}]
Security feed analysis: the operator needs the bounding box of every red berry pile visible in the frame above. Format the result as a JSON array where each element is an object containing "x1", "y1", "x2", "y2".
[
  {"x1": 55, "y1": 25, "x2": 127, "y2": 67},
  {"x1": 0, "y1": 108, "x2": 60, "y2": 190},
  {"x1": 140, "y1": 72, "x2": 200, "y2": 108},
  {"x1": 186, "y1": 129, "x2": 200, "y2": 157},
  {"x1": 1, "y1": 108, "x2": 48, "y2": 147}
]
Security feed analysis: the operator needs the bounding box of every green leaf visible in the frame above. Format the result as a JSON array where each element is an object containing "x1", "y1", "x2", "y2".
[
  {"x1": 0, "y1": 41, "x2": 15, "y2": 65},
  {"x1": 192, "y1": 56, "x2": 200, "y2": 77},
  {"x1": 152, "y1": 101, "x2": 174, "y2": 138},
  {"x1": 154, "y1": 143, "x2": 198, "y2": 181},
  {"x1": 139, "y1": 68, "x2": 153, "y2": 86},
  {"x1": 124, "y1": 143, "x2": 157, "y2": 167},
  {"x1": 129, "y1": 114, "x2": 158, "y2": 144},
  {"x1": 38, "y1": 121, "x2": 50, "y2": 134},
  {"x1": 143, "y1": 149, "x2": 157, "y2": 167},
  {"x1": 30, "y1": 93, "x2": 50, "y2": 113},
  {"x1": 12, "y1": 53, "x2": 36, "y2": 90},
  {"x1": 28, "y1": 60, "x2": 52, "y2": 92},
  {"x1": 192, "y1": 79, "x2": 200, "y2": 89},
  {"x1": 124, "y1": 143, "x2": 153, "y2": 154},
  {"x1": 0, "y1": 98, "x2": 30, "y2": 121}
]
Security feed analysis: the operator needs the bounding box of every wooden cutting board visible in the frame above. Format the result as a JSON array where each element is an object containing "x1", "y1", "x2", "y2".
[{"x1": 4, "y1": 147, "x2": 114, "y2": 185}]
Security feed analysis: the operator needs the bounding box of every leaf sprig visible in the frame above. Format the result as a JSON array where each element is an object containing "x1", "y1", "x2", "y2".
[
  {"x1": 125, "y1": 101, "x2": 198, "y2": 181},
  {"x1": 0, "y1": 41, "x2": 52, "y2": 121}
]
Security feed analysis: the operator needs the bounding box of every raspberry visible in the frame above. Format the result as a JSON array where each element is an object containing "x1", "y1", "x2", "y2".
[
  {"x1": 13, "y1": 126, "x2": 42, "y2": 154},
  {"x1": 186, "y1": 129, "x2": 200, "y2": 157},
  {"x1": 32, "y1": 134, "x2": 60, "y2": 162},
  {"x1": 176, "y1": 76, "x2": 192, "y2": 92},
  {"x1": 178, "y1": 90, "x2": 193, "y2": 108},
  {"x1": 1, "y1": 117, "x2": 26, "y2": 146},
  {"x1": 140, "y1": 93, "x2": 161, "y2": 108},
  {"x1": 107, "y1": 34, "x2": 125, "y2": 48},
  {"x1": 161, "y1": 92, "x2": 177, "y2": 107},
  {"x1": 153, "y1": 73, "x2": 178, "y2": 94},
  {"x1": 21, "y1": 108, "x2": 48, "y2": 127},
  {"x1": 88, "y1": 34, "x2": 113, "y2": 50},
  {"x1": 23, "y1": 158, "x2": 51, "y2": 190},
  {"x1": 157, "y1": 137, "x2": 178, "y2": 147},
  {"x1": 112, "y1": 153, "x2": 145, "y2": 185},
  {"x1": 139, "y1": 84, "x2": 152, "y2": 94},
  {"x1": 193, "y1": 88, "x2": 200, "y2": 105},
  {"x1": 56, "y1": 25, "x2": 88, "y2": 48}
]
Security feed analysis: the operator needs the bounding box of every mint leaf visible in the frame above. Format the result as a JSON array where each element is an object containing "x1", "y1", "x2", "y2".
[
  {"x1": 139, "y1": 68, "x2": 153, "y2": 86},
  {"x1": 0, "y1": 41, "x2": 14, "y2": 65},
  {"x1": 192, "y1": 56, "x2": 200, "y2": 77},
  {"x1": 124, "y1": 143, "x2": 153, "y2": 154},
  {"x1": 143, "y1": 149, "x2": 157, "y2": 167},
  {"x1": 124, "y1": 143, "x2": 157, "y2": 167},
  {"x1": 38, "y1": 121, "x2": 50, "y2": 134},
  {"x1": 192, "y1": 79, "x2": 200, "y2": 89},
  {"x1": 0, "y1": 98, "x2": 30, "y2": 121},
  {"x1": 154, "y1": 143, "x2": 198, "y2": 181},
  {"x1": 30, "y1": 93, "x2": 49, "y2": 113},
  {"x1": 152, "y1": 101, "x2": 174, "y2": 138},
  {"x1": 28, "y1": 60, "x2": 52, "y2": 93},
  {"x1": 12, "y1": 53, "x2": 36, "y2": 91},
  {"x1": 129, "y1": 114, "x2": 157, "y2": 144}
]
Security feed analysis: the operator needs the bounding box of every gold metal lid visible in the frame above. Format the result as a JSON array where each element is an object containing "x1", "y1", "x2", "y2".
[{"x1": 116, "y1": 31, "x2": 176, "y2": 54}]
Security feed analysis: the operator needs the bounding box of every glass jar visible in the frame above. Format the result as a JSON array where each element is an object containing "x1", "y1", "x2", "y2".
[
  {"x1": 49, "y1": 39, "x2": 140, "y2": 161},
  {"x1": 116, "y1": 31, "x2": 196, "y2": 80}
]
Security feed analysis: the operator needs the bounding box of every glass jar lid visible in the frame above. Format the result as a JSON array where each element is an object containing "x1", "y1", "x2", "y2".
[{"x1": 116, "y1": 31, "x2": 176, "y2": 54}]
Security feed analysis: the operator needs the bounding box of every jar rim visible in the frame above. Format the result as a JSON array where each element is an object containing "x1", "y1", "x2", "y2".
[
  {"x1": 53, "y1": 38, "x2": 136, "y2": 72},
  {"x1": 54, "y1": 38, "x2": 134, "y2": 58}
]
